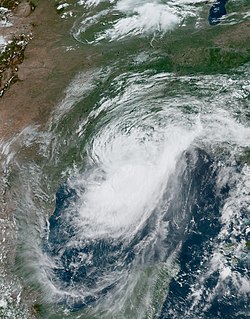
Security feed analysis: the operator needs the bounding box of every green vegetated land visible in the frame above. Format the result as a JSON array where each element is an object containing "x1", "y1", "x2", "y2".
[
  {"x1": 1, "y1": 1, "x2": 249, "y2": 96},
  {"x1": 99, "y1": 18, "x2": 250, "y2": 75}
]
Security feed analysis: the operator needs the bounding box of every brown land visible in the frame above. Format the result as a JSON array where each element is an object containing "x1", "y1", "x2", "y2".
[
  {"x1": 0, "y1": 4, "x2": 94, "y2": 316},
  {"x1": 0, "y1": 1, "x2": 249, "y2": 141},
  {"x1": 0, "y1": 0, "x2": 97, "y2": 140},
  {"x1": 0, "y1": 1, "x2": 249, "y2": 317}
]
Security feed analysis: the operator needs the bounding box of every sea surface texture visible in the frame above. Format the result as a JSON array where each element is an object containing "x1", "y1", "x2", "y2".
[{"x1": 0, "y1": 0, "x2": 250, "y2": 318}]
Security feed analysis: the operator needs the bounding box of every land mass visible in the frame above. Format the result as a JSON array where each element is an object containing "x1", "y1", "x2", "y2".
[
  {"x1": 0, "y1": 0, "x2": 97, "y2": 140},
  {"x1": 0, "y1": 0, "x2": 249, "y2": 140}
]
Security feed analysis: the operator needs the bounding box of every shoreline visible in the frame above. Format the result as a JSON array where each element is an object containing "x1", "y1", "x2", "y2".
[
  {"x1": 0, "y1": 1, "x2": 249, "y2": 318},
  {"x1": 0, "y1": 6, "x2": 95, "y2": 315}
]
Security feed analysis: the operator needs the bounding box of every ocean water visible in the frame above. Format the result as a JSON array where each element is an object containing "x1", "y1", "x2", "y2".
[{"x1": 0, "y1": 0, "x2": 250, "y2": 318}]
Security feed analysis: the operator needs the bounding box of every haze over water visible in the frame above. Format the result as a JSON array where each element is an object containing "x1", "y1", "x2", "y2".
[{"x1": 0, "y1": 1, "x2": 250, "y2": 318}]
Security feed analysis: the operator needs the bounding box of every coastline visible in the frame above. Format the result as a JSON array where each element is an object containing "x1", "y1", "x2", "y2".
[
  {"x1": 0, "y1": 1, "x2": 249, "y2": 318},
  {"x1": 0, "y1": 5, "x2": 97, "y2": 316}
]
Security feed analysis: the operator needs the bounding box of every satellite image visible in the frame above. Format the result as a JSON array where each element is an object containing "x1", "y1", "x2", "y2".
[{"x1": 0, "y1": 1, "x2": 249, "y2": 318}]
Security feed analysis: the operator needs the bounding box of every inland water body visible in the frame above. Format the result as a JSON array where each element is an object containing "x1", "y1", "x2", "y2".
[{"x1": 0, "y1": 1, "x2": 250, "y2": 318}]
